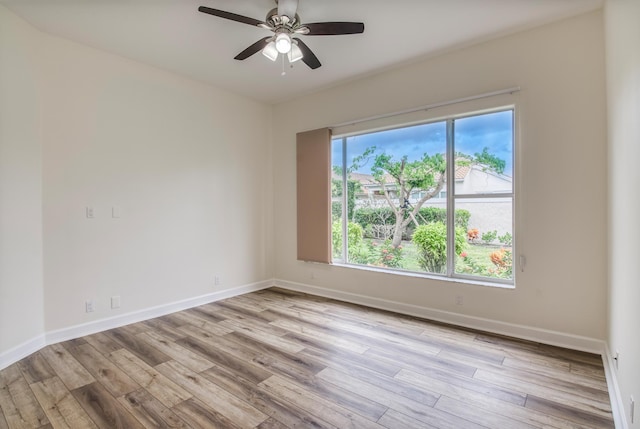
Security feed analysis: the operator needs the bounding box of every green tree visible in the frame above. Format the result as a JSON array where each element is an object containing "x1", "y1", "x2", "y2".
[
  {"x1": 369, "y1": 150, "x2": 446, "y2": 248},
  {"x1": 331, "y1": 177, "x2": 361, "y2": 221},
  {"x1": 474, "y1": 147, "x2": 505, "y2": 174},
  {"x1": 362, "y1": 146, "x2": 503, "y2": 248}
]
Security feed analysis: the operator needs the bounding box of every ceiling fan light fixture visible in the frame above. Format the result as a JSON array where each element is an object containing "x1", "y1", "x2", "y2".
[
  {"x1": 198, "y1": 1, "x2": 365, "y2": 71},
  {"x1": 262, "y1": 41, "x2": 278, "y2": 61},
  {"x1": 288, "y1": 42, "x2": 303, "y2": 63},
  {"x1": 275, "y1": 32, "x2": 292, "y2": 54}
]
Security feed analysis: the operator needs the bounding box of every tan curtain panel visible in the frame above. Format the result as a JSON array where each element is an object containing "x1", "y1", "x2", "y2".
[{"x1": 296, "y1": 128, "x2": 332, "y2": 263}]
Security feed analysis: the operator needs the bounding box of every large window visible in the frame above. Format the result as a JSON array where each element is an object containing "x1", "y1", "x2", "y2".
[{"x1": 332, "y1": 108, "x2": 514, "y2": 285}]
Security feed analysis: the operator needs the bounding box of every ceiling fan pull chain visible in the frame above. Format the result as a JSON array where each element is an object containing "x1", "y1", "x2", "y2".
[{"x1": 281, "y1": 53, "x2": 286, "y2": 76}]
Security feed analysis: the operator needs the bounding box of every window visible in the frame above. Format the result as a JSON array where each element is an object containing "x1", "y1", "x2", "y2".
[{"x1": 332, "y1": 109, "x2": 514, "y2": 285}]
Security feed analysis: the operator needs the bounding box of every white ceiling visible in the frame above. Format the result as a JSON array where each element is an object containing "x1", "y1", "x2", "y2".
[{"x1": 2, "y1": 0, "x2": 602, "y2": 104}]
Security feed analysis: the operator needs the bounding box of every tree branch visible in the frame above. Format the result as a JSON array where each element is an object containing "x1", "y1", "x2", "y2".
[
  {"x1": 400, "y1": 173, "x2": 446, "y2": 229},
  {"x1": 379, "y1": 181, "x2": 399, "y2": 216}
]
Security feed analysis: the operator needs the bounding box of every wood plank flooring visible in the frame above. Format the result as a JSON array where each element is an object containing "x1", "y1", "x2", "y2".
[{"x1": 0, "y1": 287, "x2": 614, "y2": 428}]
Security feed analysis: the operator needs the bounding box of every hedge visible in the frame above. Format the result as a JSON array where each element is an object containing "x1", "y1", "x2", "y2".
[{"x1": 352, "y1": 206, "x2": 470, "y2": 236}]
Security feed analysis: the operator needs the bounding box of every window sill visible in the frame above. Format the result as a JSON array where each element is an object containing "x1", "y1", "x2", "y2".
[{"x1": 331, "y1": 262, "x2": 515, "y2": 290}]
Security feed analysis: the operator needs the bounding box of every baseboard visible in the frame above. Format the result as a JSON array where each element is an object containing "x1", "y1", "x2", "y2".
[
  {"x1": 46, "y1": 280, "x2": 275, "y2": 345},
  {"x1": 603, "y1": 346, "x2": 628, "y2": 429},
  {"x1": 0, "y1": 279, "x2": 274, "y2": 371},
  {"x1": 274, "y1": 279, "x2": 606, "y2": 354},
  {"x1": 0, "y1": 334, "x2": 47, "y2": 371}
]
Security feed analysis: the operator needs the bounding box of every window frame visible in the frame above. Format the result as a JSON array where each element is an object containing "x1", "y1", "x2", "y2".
[{"x1": 332, "y1": 104, "x2": 517, "y2": 288}]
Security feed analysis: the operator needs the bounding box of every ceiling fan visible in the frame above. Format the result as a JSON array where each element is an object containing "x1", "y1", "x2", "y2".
[{"x1": 198, "y1": 0, "x2": 365, "y2": 70}]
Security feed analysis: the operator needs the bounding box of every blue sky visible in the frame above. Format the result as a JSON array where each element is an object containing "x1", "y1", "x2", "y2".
[{"x1": 332, "y1": 110, "x2": 513, "y2": 176}]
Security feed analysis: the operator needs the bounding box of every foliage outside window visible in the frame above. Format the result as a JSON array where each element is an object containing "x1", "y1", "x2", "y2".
[{"x1": 332, "y1": 109, "x2": 514, "y2": 285}]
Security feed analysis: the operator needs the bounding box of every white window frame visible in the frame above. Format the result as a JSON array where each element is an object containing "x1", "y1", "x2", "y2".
[{"x1": 332, "y1": 98, "x2": 518, "y2": 288}]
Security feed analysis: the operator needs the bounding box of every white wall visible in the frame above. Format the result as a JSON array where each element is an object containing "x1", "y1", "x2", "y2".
[
  {"x1": 39, "y1": 32, "x2": 273, "y2": 332},
  {"x1": 0, "y1": 4, "x2": 273, "y2": 352},
  {"x1": 273, "y1": 11, "x2": 608, "y2": 341},
  {"x1": 605, "y1": 0, "x2": 640, "y2": 426},
  {"x1": 0, "y1": 6, "x2": 45, "y2": 354}
]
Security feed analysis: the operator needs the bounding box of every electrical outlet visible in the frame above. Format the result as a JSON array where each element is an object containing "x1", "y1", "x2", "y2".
[
  {"x1": 214, "y1": 276, "x2": 220, "y2": 286},
  {"x1": 86, "y1": 206, "x2": 95, "y2": 218},
  {"x1": 111, "y1": 296, "x2": 121, "y2": 309},
  {"x1": 85, "y1": 300, "x2": 94, "y2": 313},
  {"x1": 456, "y1": 295, "x2": 463, "y2": 306}
]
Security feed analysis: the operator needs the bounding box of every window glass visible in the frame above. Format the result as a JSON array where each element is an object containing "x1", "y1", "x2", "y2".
[
  {"x1": 332, "y1": 109, "x2": 514, "y2": 285},
  {"x1": 454, "y1": 111, "x2": 513, "y2": 195}
]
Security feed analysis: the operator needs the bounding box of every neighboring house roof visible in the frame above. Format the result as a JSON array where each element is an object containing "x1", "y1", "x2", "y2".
[{"x1": 455, "y1": 165, "x2": 471, "y2": 180}]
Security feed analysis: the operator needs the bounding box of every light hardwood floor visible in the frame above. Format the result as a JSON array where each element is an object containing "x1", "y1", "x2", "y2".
[{"x1": 0, "y1": 287, "x2": 614, "y2": 428}]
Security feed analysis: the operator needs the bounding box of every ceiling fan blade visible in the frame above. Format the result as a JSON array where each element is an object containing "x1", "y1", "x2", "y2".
[
  {"x1": 234, "y1": 37, "x2": 272, "y2": 60},
  {"x1": 198, "y1": 6, "x2": 265, "y2": 27},
  {"x1": 277, "y1": 0, "x2": 298, "y2": 19},
  {"x1": 293, "y1": 38, "x2": 321, "y2": 70},
  {"x1": 304, "y1": 22, "x2": 364, "y2": 35}
]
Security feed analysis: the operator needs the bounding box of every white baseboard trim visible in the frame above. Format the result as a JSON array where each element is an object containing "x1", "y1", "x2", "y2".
[
  {"x1": 46, "y1": 280, "x2": 275, "y2": 345},
  {"x1": 0, "y1": 334, "x2": 47, "y2": 371},
  {"x1": 0, "y1": 279, "x2": 274, "y2": 371},
  {"x1": 274, "y1": 279, "x2": 606, "y2": 354},
  {"x1": 603, "y1": 346, "x2": 628, "y2": 429}
]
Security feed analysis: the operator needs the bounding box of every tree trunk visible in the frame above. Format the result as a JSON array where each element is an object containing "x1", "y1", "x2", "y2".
[{"x1": 391, "y1": 211, "x2": 405, "y2": 248}]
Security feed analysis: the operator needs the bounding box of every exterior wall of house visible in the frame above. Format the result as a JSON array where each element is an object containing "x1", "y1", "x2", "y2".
[
  {"x1": 273, "y1": 11, "x2": 607, "y2": 340},
  {"x1": 456, "y1": 168, "x2": 512, "y2": 195},
  {"x1": 424, "y1": 199, "x2": 512, "y2": 239}
]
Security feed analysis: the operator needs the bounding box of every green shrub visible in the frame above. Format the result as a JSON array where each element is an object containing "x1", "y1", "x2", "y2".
[
  {"x1": 415, "y1": 207, "x2": 470, "y2": 230},
  {"x1": 368, "y1": 240, "x2": 404, "y2": 268},
  {"x1": 454, "y1": 209, "x2": 471, "y2": 231},
  {"x1": 412, "y1": 222, "x2": 466, "y2": 273},
  {"x1": 331, "y1": 220, "x2": 343, "y2": 259},
  {"x1": 481, "y1": 230, "x2": 497, "y2": 244},
  {"x1": 353, "y1": 207, "x2": 395, "y2": 232},
  {"x1": 331, "y1": 201, "x2": 342, "y2": 222},
  {"x1": 498, "y1": 232, "x2": 512, "y2": 246},
  {"x1": 332, "y1": 220, "x2": 370, "y2": 263},
  {"x1": 459, "y1": 248, "x2": 512, "y2": 279},
  {"x1": 352, "y1": 206, "x2": 470, "y2": 239}
]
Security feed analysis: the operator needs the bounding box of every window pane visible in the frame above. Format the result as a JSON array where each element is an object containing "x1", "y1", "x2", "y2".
[
  {"x1": 331, "y1": 138, "x2": 344, "y2": 261},
  {"x1": 454, "y1": 111, "x2": 513, "y2": 195},
  {"x1": 342, "y1": 122, "x2": 448, "y2": 273},
  {"x1": 456, "y1": 197, "x2": 513, "y2": 280},
  {"x1": 332, "y1": 107, "x2": 514, "y2": 285}
]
